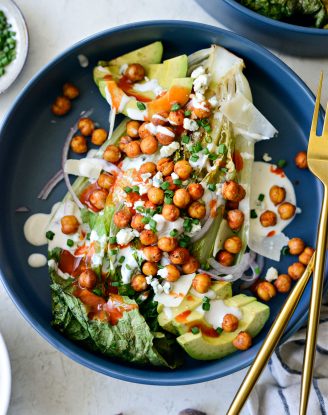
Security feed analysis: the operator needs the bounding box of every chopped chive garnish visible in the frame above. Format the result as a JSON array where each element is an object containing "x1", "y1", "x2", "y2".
[
  {"x1": 192, "y1": 143, "x2": 203, "y2": 153},
  {"x1": 157, "y1": 264, "x2": 164, "y2": 269},
  {"x1": 220, "y1": 167, "x2": 228, "y2": 173},
  {"x1": 132, "y1": 185, "x2": 139, "y2": 193},
  {"x1": 93, "y1": 288, "x2": 103, "y2": 296},
  {"x1": 204, "y1": 124, "x2": 212, "y2": 133},
  {"x1": 281, "y1": 246, "x2": 290, "y2": 256},
  {"x1": 109, "y1": 236, "x2": 117, "y2": 244},
  {"x1": 170, "y1": 229, "x2": 178, "y2": 237},
  {"x1": 156, "y1": 206, "x2": 163, "y2": 214},
  {"x1": 149, "y1": 218, "x2": 157, "y2": 231},
  {"x1": 173, "y1": 179, "x2": 182, "y2": 185},
  {"x1": 203, "y1": 148, "x2": 210, "y2": 155},
  {"x1": 111, "y1": 281, "x2": 120, "y2": 287},
  {"x1": 202, "y1": 302, "x2": 210, "y2": 311},
  {"x1": 165, "y1": 189, "x2": 174, "y2": 197},
  {"x1": 67, "y1": 239, "x2": 74, "y2": 247},
  {"x1": 200, "y1": 262, "x2": 210, "y2": 270},
  {"x1": 218, "y1": 144, "x2": 227, "y2": 154},
  {"x1": 141, "y1": 217, "x2": 150, "y2": 224},
  {"x1": 203, "y1": 296, "x2": 210, "y2": 303},
  {"x1": 209, "y1": 153, "x2": 219, "y2": 161},
  {"x1": 208, "y1": 183, "x2": 216, "y2": 192},
  {"x1": 126, "y1": 264, "x2": 132, "y2": 270},
  {"x1": 86, "y1": 233, "x2": 91, "y2": 240},
  {"x1": 110, "y1": 249, "x2": 118, "y2": 255},
  {"x1": 191, "y1": 326, "x2": 200, "y2": 334},
  {"x1": 216, "y1": 327, "x2": 223, "y2": 334},
  {"x1": 46, "y1": 230, "x2": 55, "y2": 240},
  {"x1": 136, "y1": 206, "x2": 145, "y2": 213},
  {"x1": 164, "y1": 196, "x2": 173, "y2": 204},
  {"x1": 124, "y1": 186, "x2": 132, "y2": 193},
  {"x1": 258, "y1": 193, "x2": 265, "y2": 202},
  {"x1": 119, "y1": 256, "x2": 125, "y2": 264},
  {"x1": 184, "y1": 110, "x2": 192, "y2": 116},
  {"x1": 190, "y1": 154, "x2": 199, "y2": 162},
  {"x1": 171, "y1": 103, "x2": 180, "y2": 111},
  {"x1": 181, "y1": 135, "x2": 190, "y2": 144},
  {"x1": 250, "y1": 209, "x2": 257, "y2": 219},
  {"x1": 160, "y1": 181, "x2": 170, "y2": 190},
  {"x1": 137, "y1": 102, "x2": 146, "y2": 110},
  {"x1": 179, "y1": 240, "x2": 188, "y2": 248},
  {"x1": 254, "y1": 266, "x2": 260, "y2": 275},
  {"x1": 277, "y1": 159, "x2": 287, "y2": 168},
  {"x1": 192, "y1": 218, "x2": 200, "y2": 225}
]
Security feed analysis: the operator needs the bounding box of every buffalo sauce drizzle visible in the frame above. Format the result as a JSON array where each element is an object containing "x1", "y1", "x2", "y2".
[
  {"x1": 174, "y1": 311, "x2": 219, "y2": 338},
  {"x1": 118, "y1": 76, "x2": 152, "y2": 102}
]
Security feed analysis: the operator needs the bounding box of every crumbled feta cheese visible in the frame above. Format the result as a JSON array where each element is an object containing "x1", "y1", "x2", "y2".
[
  {"x1": 150, "y1": 278, "x2": 163, "y2": 294},
  {"x1": 189, "y1": 153, "x2": 208, "y2": 170},
  {"x1": 208, "y1": 95, "x2": 219, "y2": 108},
  {"x1": 193, "y1": 74, "x2": 209, "y2": 95},
  {"x1": 138, "y1": 183, "x2": 149, "y2": 195},
  {"x1": 191, "y1": 66, "x2": 205, "y2": 79},
  {"x1": 183, "y1": 118, "x2": 199, "y2": 131},
  {"x1": 141, "y1": 173, "x2": 152, "y2": 182},
  {"x1": 152, "y1": 171, "x2": 163, "y2": 188},
  {"x1": 188, "y1": 223, "x2": 202, "y2": 235},
  {"x1": 192, "y1": 131, "x2": 202, "y2": 141},
  {"x1": 92, "y1": 254, "x2": 103, "y2": 266},
  {"x1": 144, "y1": 224, "x2": 151, "y2": 230},
  {"x1": 116, "y1": 228, "x2": 139, "y2": 245},
  {"x1": 262, "y1": 153, "x2": 272, "y2": 162},
  {"x1": 157, "y1": 267, "x2": 169, "y2": 279},
  {"x1": 162, "y1": 281, "x2": 172, "y2": 294},
  {"x1": 265, "y1": 267, "x2": 278, "y2": 282},
  {"x1": 134, "y1": 200, "x2": 145, "y2": 209},
  {"x1": 171, "y1": 172, "x2": 179, "y2": 180},
  {"x1": 146, "y1": 275, "x2": 153, "y2": 285},
  {"x1": 160, "y1": 141, "x2": 180, "y2": 157},
  {"x1": 296, "y1": 207, "x2": 302, "y2": 214}
]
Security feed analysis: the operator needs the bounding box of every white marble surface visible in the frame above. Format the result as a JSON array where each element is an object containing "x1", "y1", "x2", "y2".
[{"x1": 0, "y1": 1, "x2": 327, "y2": 414}]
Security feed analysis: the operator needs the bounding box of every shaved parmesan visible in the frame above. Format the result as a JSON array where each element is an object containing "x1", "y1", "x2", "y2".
[{"x1": 154, "y1": 273, "x2": 195, "y2": 307}]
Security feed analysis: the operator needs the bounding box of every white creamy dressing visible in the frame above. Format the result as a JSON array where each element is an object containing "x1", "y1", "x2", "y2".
[
  {"x1": 145, "y1": 122, "x2": 175, "y2": 138},
  {"x1": 151, "y1": 214, "x2": 184, "y2": 237},
  {"x1": 120, "y1": 152, "x2": 161, "y2": 171},
  {"x1": 190, "y1": 287, "x2": 216, "y2": 300},
  {"x1": 126, "y1": 107, "x2": 148, "y2": 121},
  {"x1": 27, "y1": 253, "x2": 47, "y2": 268},
  {"x1": 133, "y1": 78, "x2": 164, "y2": 96},
  {"x1": 160, "y1": 141, "x2": 180, "y2": 157},
  {"x1": 118, "y1": 94, "x2": 132, "y2": 113},
  {"x1": 115, "y1": 246, "x2": 144, "y2": 284},
  {"x1": 204, "y1": 300, "x2": 242, "y2": 329},
  {"x1": 154, "y1": 273, "x2": 195, "y2": 307},
  {"x1": 249, "y1": 161, "x2": 297, "y2": 261},
  {"x1": 189, "y1": 152, "x2": 209, "y2": 170}
]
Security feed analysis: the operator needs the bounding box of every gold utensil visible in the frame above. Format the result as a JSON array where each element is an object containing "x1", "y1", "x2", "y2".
[
  {"x1": 227, "y1": 255, "x2": 314, "y2": 415},
  {"x1": 300, "y1": 73, "x2": 328, "y2": 415}
]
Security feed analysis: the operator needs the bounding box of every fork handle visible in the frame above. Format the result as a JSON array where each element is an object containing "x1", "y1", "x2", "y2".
[{"x1": 300, "y1": 185, "x2": 328, "y2": 415}]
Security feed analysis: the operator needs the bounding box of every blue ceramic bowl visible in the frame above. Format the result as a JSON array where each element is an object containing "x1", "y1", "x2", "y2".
[
  {"x1": 197, "y1": 0, "x2": 328, "y2": 57},
  {"x1": 0, "y1": 21, "x2": 325, "y2": 385}
]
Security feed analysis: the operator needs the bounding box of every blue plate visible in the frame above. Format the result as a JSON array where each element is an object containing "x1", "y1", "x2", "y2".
[
  {"x1": 197, "y1": 0, "x2": 328, "y2": 57},
  {"x1": 0, "y1": 21, "x2": 325, "y2": 385}
]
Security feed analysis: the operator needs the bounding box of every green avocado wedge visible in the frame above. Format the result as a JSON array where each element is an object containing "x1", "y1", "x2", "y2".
[
  {"x1": 176, "y1": 297, "x2": 270, "y2": 360},
  {"x1": 108, "y1": 41, "x2": 163, "y2": 66}
]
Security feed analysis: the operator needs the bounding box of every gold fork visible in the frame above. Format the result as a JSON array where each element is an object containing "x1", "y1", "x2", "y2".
[{"x1": 300, "y1": 72, "x2": 328, "y2": 415}]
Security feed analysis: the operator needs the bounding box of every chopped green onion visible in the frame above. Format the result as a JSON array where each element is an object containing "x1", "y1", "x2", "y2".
[
  {"x1": 93, "y1": 288, "x2": 103, "y2": 296},
  {"x1": 205, "y1": 135, "x2": 212, "y2": 143},
  {"x1": 220, "y1": 167, "x2": 228, "y2": 173},
  {"x1": 66, "y1": 239, "x2": 74, "y2": 247},
  {"x1": 46, "y1": 230, "x2": 55, "y2": 240},
  {"x1": 109, "y1": 236, "x2": 117, "y2": 244},
  {"x1": 203, "y1": 296, "x2": 210, "y2": 303},
  {"x1": 111, "y1": 281, "x2": 120, "y2": 287},
  {"x1": 179, "y1": 240, "x2": 188, "y2": 248},
  {"x1": 203, "y1": 148, "x2": 210, "y2": 155},
  {"x1": 192, "y1": 218, "x2": 200, "y2": 225},
  {"x1": 149, "y1": 218, "x2": 157, "y2": 231},
  {"x1": 110, "y1": 249, "x2": 118, "y2": 255},
  {"x1": 181, "y1": 135, "x2": 190, "y2": 144},
  {"x1": 277, "y1": 159, "x2": 287, "y2": 168},
  {"x1": 208, "y1": 183, "x2": 216, "y2": 192},
  {"x1": 137, "y1": 102, "x2": 146, "y2": 110},
  {"x1": 119, "y1": 256, "x2": 125, "y2": 264},
  {"x1": 202, "y1": 302, "x2": 210, "y2": 311},
  {"x1": 173, "y1": 179, "x2": 182, "y2": 185},
  {"x1": 86, "y1": 233, "x2": 91, "y2": 240},
  {"x1": 190, "y1": 154, "x2": 199, "y2": 162},
  {"x1": 191, "y1": 326, "x2": 200, "y2": 334},
  {"x1": 204, "y1": 124, "x2": 212, "y2": 133},
  {"x1": 141, "y1": 217, "x2": 150, "y2": 224},
  {"x1": 192, "y1": 142, "x2": 203, "y2": 153},
  {"x1": 254, "y1": 266, "x2": 260, "y2": 275},
  {"x1": 124, "y1": 186, "x2": 132, "y2": 193},
  {"x1": 171, "y1": 103, "x2": 180, "y2": 111},
  {"x1": 126, "y1": 264, "x2": 132, "y2": 270},
  {"x1": 184, "y1": 110, "x2": 192, "y2": 116},
  {"x1": 218, "y1": 144, "x2": 227, "y2": 154},
  {"x1": 136, "y1": 206, "x2": 145, "y2": 213},
  {"x1": 132, "y1": 185, "x2": 139, "y2": 193},
  {"x1": 250, "y1": 209, "x2": 258, "y2": 219},
  {"x1": 165, "y1": 189, "x2": 174, "y2": 197},
  {"x1": 281, "y1": 246, "x2": 290, "y2": 256},
  {"x1": 258, "y1": 193, "x2": 265, "y2": 202},
  {"x1": 164, "y1": 196, "x2": 173, "y2": 204},
  {"x1": 200, "y1": 262, "x2": 210, "y2": 270},
  {"x1": 160, "y1": 181, "x2": 170, "y2": 190},
  {"x1": 156, "y1": 206, "x2": 163, "y2": 214},
  {"x1": 208, "y1": 153, "x2": 219, "y2": 161},
  {"x1": 216, "y1": 327, "x2": 223, "y2": 334},
  {"x1": 170, "y1": 229, "x2": 178, "y2": 237}
]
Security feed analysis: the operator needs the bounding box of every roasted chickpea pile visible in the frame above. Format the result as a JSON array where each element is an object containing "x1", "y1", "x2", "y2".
[
  {"x1": 70, "y1": 117, "x2": 109, "y2": 155},
  {"x1": 51, "y1": 82, "x2": 79, "y2": 116}
]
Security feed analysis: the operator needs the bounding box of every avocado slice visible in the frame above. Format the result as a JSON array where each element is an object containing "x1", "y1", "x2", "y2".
[
  {"x1": 177, "y1": 298, "x2": 270, "y2": 360},
  {"x1": 109, "y1": 41, "x2": 163, "y2": 66},
  {"x1": 158, "y1": 281, "x2": 232, "y2": 335}
]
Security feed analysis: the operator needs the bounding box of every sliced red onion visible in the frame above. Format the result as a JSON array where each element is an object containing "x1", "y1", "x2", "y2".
[
  {"x1": 198, "y1": 268, "x2": 240, "y2": 282},
  {"x1": 62, "y1": 109, "x2": 93, "y2": 209},
  {"x1": 15, "y1": 206, "x2": 30, "y2": 212},
  {"x1": 240, "y1": 254, "x2": 265, "y2": 289},
  {"x1": 37, "y1": 169, "x2": 64, "y2": 200},
  {"x1": 190, "y1": 215, "x2": 214, "y2": 242}
]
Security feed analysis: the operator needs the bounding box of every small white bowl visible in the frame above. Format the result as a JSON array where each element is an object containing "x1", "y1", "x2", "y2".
[
  {"x1": 0, "y1": 0, "x2": 28, "y2": 94},
  {"x1": 0, "y1": 332, "x2": 11, "y2": 415}
]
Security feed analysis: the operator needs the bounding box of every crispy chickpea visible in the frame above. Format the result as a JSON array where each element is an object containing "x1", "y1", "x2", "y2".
[
  {"x1": 222, "y1": 181, "x2": 246, "y2": 202},
  {"x1": 274, "y1": 274, "x2": 292, "y2": 293},
  {"x1": 188, "y1": 201, "x2": 206, "y2": 219},
  {"x1": 143, "y1": 246, "x2": 162, "y2": 263},
  {"x1": 168, "y1": 109, "x2": 184, "y2": 126},
  {"x1": 256, "y1": 281, "x2": 276, "y2": 302},
  {"x1": 173, "y1": 188, "x2": 191, "y2": 209},
  {"x1": 288, "y1": 237, "x2": 305, "y2": 255},
  {"x1": 140, "y1": 230, "x2": 158, "y2": 246},
  {"x1": 216, "y1": 250, "x2": 235, "y2": 267},
  {"x1": 78, "y1": 269, "x2": 97, "y2": 289},
  {"x1": 125, "y1": 63, "x2": 145, "y2": 82},
  {"x1": 147, "y1": 187, "x2": 164, "y2": 205},
  {"x1": 158, "y1": 236, "x2": 178, "y2": 252},
  {"x1": 295, "y1": 151, "x2": 308, "y2": 169},
  {"x1": 169, "y1": 247, "x2": 190, "y2": 265},
  {"x1": 62, "y1": 82, "x2": 79, "y2": 100},
  {"x1": 131, "y1": 213, "x2": 145, "y2": 232},
  {"x1": 174, "y1": 160, "x2": 193, "y2": 180},
  {"x1": 162, "y1": 204, "x2": 180, "y2": 222},
  {"x1": 164, "y1": 264, "x2": 181, "y2": 282},
  {"x1": 299, "y1": 247, "x2": 315, "y2": 265},
  {"x1": 118, "y1": 135, "x2": 132, "y2": 151},
  {"x1": 103, "y1": 145, "x2": 121, "y2": 163},
  {"x1": 269, "y1": 185, "x2": 286, "y2": 206},
  {"x1": 187, "y1": 183, "x2": 204, "y2": 200},
  {"x1": 193, "y1": 101, "x2": 211, "y2": 119},
  {"x1": 124, "y1": 140, "x2": 141, "y2": 158},
  {"x1": 91, "y1": 128, "x2": 107, "y2": 146},
  {"x1": 233, "y1": 332, "x2": 252, "y2": 351},
  {"x1": 126, "y1": 120, "x2": 141, "y2": 138},
  {"x1": 278, "y1": 202, "x2": 296, "y2": 220},
  {"x1": 222, "y1": 314, "x2": 239, "y2": 332},
  {"x1": 139, "y1": 162, "x2": 157, "y2": 177},
  {"x1": 182, "y1": 256, "x2": 200, "y2": 274},
  {"x1": 78, "y1": 117, "x2": 95, "y2": 136},
  {"x1": 144, "y1": 200, "x2": 157, "y2": 210},
  {"x1": 224, "y1": 236, "x2": 242, "y2": 254},
  {"x1": 288, "y1": 262, "x2": 305, "y2": 280},
  {"x1": 157, "y1": 158, "x2": 174, "y2": 176},
  {"x1": 156, "y1": 127, "x2": 175, "y2": 145},
  {"x1": 131, "y1": 274, "x2": 147, "y2": 292},
  {"x1": 90, "y1": 189, "x2": 108, "y2": 210},
  {"x1": 192, "y1": 273, "x2": 211, "y2": 294},
  {"x1": 260, "y1": 210, "x2": 277, "y2": 227},
  {"x1": 51, "y1": 96, "x2": 71, "y2": 116},
  {"x1": 70, "y1": 135, "x2": 87, "y2": 154},
  {"x1": 113, "y1": 208, "x2": 132, "y2": 228},
  {"x1": 97, "y1": 173, "x2": 115, "y2": 190},
  {"x1": 227, "y1": 209, "x2": 244, "y2": 231},
  {"x1": 138, "y1": 122, "x2": 153, "y2": 140},
  {"x1": 61, "y1": 215, "x2": 79, "y2": 234},
  {"x1": 163, "y1": 176, "x2": 178, "y2": 191},
  {"x1": 142, "y1": 261, "x2": 158, "y2": 276},
  {"x1": 151, "y1": 112, "x2": 169, "y2": 126},
  {"x1": 140, "y1": 136, "x2": 158, "y2": 155}
]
